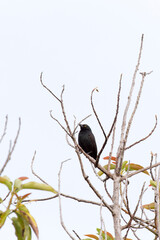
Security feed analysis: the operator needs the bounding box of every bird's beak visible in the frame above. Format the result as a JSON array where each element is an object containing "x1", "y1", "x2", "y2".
[{"x1": 79, "y1": 124, "x2": 82, "y2": 128}]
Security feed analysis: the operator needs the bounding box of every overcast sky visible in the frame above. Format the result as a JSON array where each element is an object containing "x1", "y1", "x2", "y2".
[{"x1": 1, "y1": 1, "x2": 160, "y2": 239}]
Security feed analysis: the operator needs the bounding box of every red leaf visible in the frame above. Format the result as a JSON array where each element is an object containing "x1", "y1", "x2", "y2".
[
  {"x1": 103, "y1": 156, "x2": 117, "y2": 161},
  {"x1": 21, "y1": 193, "x2": 31, "y2": 200},
  {"x1": 18, "y1": 177, "x2": 29, "y2": 181},
  {"x1": 85, "y1": 234, "x2": 98, "y2": 240}
]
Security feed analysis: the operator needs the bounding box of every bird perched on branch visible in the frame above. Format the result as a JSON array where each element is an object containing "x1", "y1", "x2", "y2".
[{"x1": 78, "y1": 124, "x2": 97, "y2": 160}]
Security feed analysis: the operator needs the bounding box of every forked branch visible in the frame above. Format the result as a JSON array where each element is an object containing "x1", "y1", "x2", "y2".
[{"x1": 94, "y1": 74, "x2": 122, "y2": 167}]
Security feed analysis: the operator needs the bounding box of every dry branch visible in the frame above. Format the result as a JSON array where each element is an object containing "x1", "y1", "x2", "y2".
[
  {"x1": 0, "y1": 115, "x2": 8, "y2": 144},
  {"x1": 58, "y1": 159, "x2": 76, "y2": 240},
  {"x1": 116, "y1": 34, "x2": 144, "y2": 175},
  {"x1": 40, "y1": 72, "x2": 61, "y2": 103},
  {"x1": 125, "y1": 115, "x2": 157, "y2": 150},
  {"x1": 95, "y1": 74, "x2": 122, "y2": 167},
  {"x1": 0, "y1": 118, "x2": 21, "y2": 176}
]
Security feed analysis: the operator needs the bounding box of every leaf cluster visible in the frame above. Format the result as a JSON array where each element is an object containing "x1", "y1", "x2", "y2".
[{"x1": 0, "y1": 176, "x2": 57, "y2": 240}]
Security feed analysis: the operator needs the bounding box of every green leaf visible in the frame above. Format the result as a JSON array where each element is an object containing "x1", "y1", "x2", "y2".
[
  {"x1": 83, "y1": 239, "x2": 93, "y2": 240},
  {"x1": 18, "y1": 204, "x2": 30, "y2": 213},
  {"x1": 150, "y1": 180, "x2": 157, "y2": 188},
  {"x1": 121, "y1": 161, "x2": 128, "y2": 170},
  {"x1": 96, "y1": 228, "x2": 114, "y2": 240},
  {"x1": 14, "y1": 179, "x2": 22, "y2": 192},
  {"x1": 20, "y1": 210, "x2": 38, "y2": 239},
  {"x1": 0, "y1": 209, "x2": 11, "y2": 228},
  {"x1": 97, "y1": 228, "x2": 106, "y2": 239},
  {"x1": 98, "y1": 164, "x2": 116, "y2": 176},
  {"x1": 0, "y1": 176, "x2": 12, "y2": 191},
  {"x1": 13, "y1": 213, "x2": 32, "y2": 240},
  {"x1": 12, "y1": 217, "x2": 23, "y2": 240},
  {"x1": 22, "y1": 181, "x2": 57, "y2": 194},
  {"x1": 124, "y1": 163, "x2": 149, "y2": 175},
  {"x1": 142, "y1": 202, "x2": 155, "y2": 210},
  {"x1": 17, "y1": 204, "x2": 39, "y2": 239}
]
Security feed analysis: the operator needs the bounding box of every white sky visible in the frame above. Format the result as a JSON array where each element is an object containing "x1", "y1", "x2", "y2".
[{"x1": 0, "y1": 0, "x2": 160, "y2": 239}]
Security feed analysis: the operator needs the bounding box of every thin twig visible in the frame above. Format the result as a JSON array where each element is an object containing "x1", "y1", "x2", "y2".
[
  {"x1": 31, "y1": 151, "x2": 49, "y2": 185},
  {"x1": 58, "y1": 159, "x2": 76, "y2": 240},
  {"x1": 125, "y1": 115, "x2": 157, "y2": 150},
  {"x1": 66, "y1": 133, "x2": 75, "y2": 148},
  {"x1": 121, "y1": 161, "x2": 160, "y2": 181},
  {"x1": 60, "y1": 85, "x2": 72, "y2": 136},
  {"x1": 72, "y1": 230, "x2": 82, "y2": 240},
  {"x1": 150, "y1": 152, "x2": 155, "y2": 181},
  {"x1": 123, "y1": 182, "x2": 146, "y2": 236},
  {"x1": 50, "y1": 110, "x2": 71, "y2": 137},
  {"x1": 75, "y1": 146, "x2": 113, "y2": 213},
  {"x1": 72, "y1": 114, "x2": 91, "y2": 136},
  {"x1": 116, "y1": 34, "x2": 144, "y2": 175},
  {"x1": 91, "y1": 87, "x2": 106, "y2": 138},
  {"x1": 155, "y1": 154, "x2": 160, "y2": 237},
  {"x1": 0, "y1": 118, "x2": 21, "y2": 176},
  {"x1": 40, "y1": 72, "x2": 61, "y2": 103},
  {"x1": 108, "y1": 124, "x2": 116, "y2": 171},
  {"x1": 104, "y1": 180, "x2": 113, "y2": 202},
  {"x1": 99, "y1": 197, "x2": 107, "y2": 240},
  {"x1": 3, "y1": 191, "x2": 10, "y2": 202},
  {"x1": 0, "y1": 115, "x2": 8, "y2": 144},
  {"x1": 78, "y1": 144, "x2": 113, "y2": 180},
  {"x1": 95, "y1": 74, "x2": 122, "y2": 167},
  {"x1": 90, "y1": 162, "x2": 104, "y2": 181},
  {"x1": 22, "y1": 192, "x2": 107, "y2": 208}
]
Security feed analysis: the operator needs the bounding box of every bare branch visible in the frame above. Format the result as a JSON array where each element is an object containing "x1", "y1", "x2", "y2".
[
  {"x1": 72, "y1": 114, "x2": 91, "y2": 136},
  {"x1": 125, "y1": 115, "x2": 157, "y2": 150},
  {"x1": 154, "y1": 154, "x2": 160, "y2": 237},
  {"x1": 95, "y1": 73, "x2": 122, "y2": 167},
  {"x1": 116, "y1": 34, "x2": 144, "y2": 175},
  {"x1": 108, "y1": 123, "x2": 116, "y2": 171},
  {"x1": 0, "y1": 115, "x2": 8, "y2": 144},
  {"x1": 72, "y1": 230, "x2": 82, "y2": 240},
  {"x1": 2, "y1": 191, "x2": 10, "y2": 202},
  {"x1": 104, "y1": 180, "x2": 113, "y2": 202},
  {"x1": 40, "y1": 72, "x2": 61, "y2": 103},
  {"x1": 50, "y1": 110, "x2": 71, "y2": 137},
  {"x1": 58, "y1": 159, "x2": 76, "y2": 240},
  {"x1": 0, "y1": 118, "x2": 21, "y2": 176},
  {"x1": 22, "y1": 192, "x2": 107, "y2": 208},
  {"x1": 66, "y1": 133, "x2": 75, "y2": 148},
  {"x1": 120, "y1": 164, "x2": 130, "y2": 212},
  {"x1": 150, "y1": 152, "x2": 155, "y2": 181},
  {"x1": 99, "y1": 198, "x2": 107, "y2": 240},
  {"x1": 77, "y1": 143, "x2": 113, "y2": 180},
  {"x1": 122, "y1": 182, "x2": 146, "y2": 234},
  {"x1": 121, "y1": 161, "x2": 160, "y2": 181},
  {"x1": 124, "y1": 71, "x2": 153, "y2": 147},
  {"x1": 75, "y1": 146, "x2": 113, "y2": 213},
  {"x1": 31, "y1": 151, "x2": 49, "y2": 185},
  {"x1": 91, "y1": 87, "x2": 106, "y2": 138},
  {"x1": 60, "y1": 85, "x2": 73, "y2": 136}
]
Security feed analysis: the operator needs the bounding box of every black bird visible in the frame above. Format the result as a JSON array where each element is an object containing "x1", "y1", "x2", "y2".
[{"x1": 78, "y1": 124, "x2": 97, "y2": 160}]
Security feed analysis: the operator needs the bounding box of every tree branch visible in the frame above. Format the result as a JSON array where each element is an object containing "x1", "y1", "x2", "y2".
[
  {"x1": 95, "y1": 73, "x2": 122, "y2": 167},
  {"x1": 40, "y1": 72, "x2": 61, "y2": 103},
  {"x1": 125, "y1": 115, "x2": 157, "y2": 150},
  {"x1": 0, "y1": 115, "x2": 8, "y2": 144},
  {"x1": 116, "y1": 34, "x2": 144, "y2": 175},
  {"x1": 58, "y1": 159, "x2": 76, "y2": 240},
  {"x1": 0, "y1": 118, "x2": 21, "y2": 176}
]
